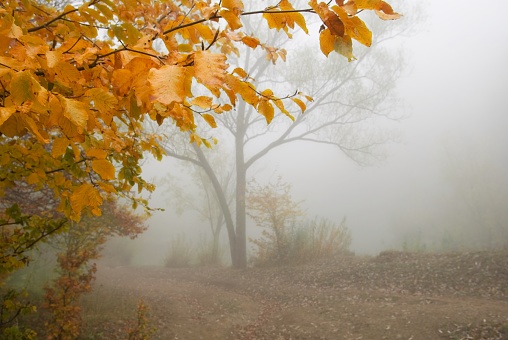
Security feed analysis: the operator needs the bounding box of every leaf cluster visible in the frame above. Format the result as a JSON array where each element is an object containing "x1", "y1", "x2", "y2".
[{"x1": 1, "y1": 0, "x2": 399, "y2": 219}]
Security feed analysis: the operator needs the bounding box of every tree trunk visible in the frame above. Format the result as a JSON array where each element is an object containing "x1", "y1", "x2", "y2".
[
  {"x1": 192, "y1": 143, "x2": 238, "y2": 267},
  {"x1": 234, "y1": 104, "x2": 248, "y2": 269}
]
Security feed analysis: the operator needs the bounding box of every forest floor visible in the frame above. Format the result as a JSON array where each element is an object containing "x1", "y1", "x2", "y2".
[{"x1": 77, "y1": 250, "x2": 508, "y2": 339}]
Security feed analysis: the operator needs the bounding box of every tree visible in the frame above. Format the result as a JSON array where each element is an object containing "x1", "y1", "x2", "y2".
[
  {"x1": 1, "y1": 0, "x2": 400, "y2": 270},
  {"x1": 247, "y1": 177, "x2": 352, "y2": 265},
  {"x1": 247, "y1": 177, "x2": 304, "y2": 263},
  {"x1": 43, "y1": 199, "x2": 146, "y2": 339},
  {"x1": 162, "y1": 1, "x2": 405, "y2": 268}
]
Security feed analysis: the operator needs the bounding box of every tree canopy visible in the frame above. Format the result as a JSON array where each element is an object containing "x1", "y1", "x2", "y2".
[{"x1": 0, "y1": 0, "x2": 400, "y2": 221}]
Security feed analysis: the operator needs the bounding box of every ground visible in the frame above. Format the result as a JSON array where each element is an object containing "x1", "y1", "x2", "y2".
[{"x1": 79, "y1": 250, "x2": 508, "y2": 339}]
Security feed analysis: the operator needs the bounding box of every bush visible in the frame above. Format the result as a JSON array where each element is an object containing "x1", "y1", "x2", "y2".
[{"x1": 250, "y1": 217, "x2": 352, "y2": 266}]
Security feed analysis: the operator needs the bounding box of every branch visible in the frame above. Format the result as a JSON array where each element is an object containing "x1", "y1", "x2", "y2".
[{"x1": 163, "y1": 7, "x2": 315, "y2": 36}]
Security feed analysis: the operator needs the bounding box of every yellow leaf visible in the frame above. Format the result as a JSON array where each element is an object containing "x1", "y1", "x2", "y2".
[
  {"x1": 213, "y1": 104, "x2": 232, "y2": 113},
  {"x1": 86, "y1": 148, "x2": 108, "y2": 159},
  {"x1": 148, "y1": 65, "x2": 187, "y2": 105},
  {"x1": 98, "y1": 182, "x2": 117, "y2": 194},
  {"x1": 222, "y1": 0, "x2": 244, "y2": 12},
  {"x1": 0, "y1": 56, "x2": 24, "y2": 71},
  {"x1": 273, "y1": 98, "x2": 294, "y2": 121},
  {"x1": 92, "y1": 159, "x2": 116, "y2": 180},
  {"x1": 191, "y1": 96, "x2": 213, "y2": 109},
  {"x1": 111, "y1": 69, "x2": 132, "y2": 97},
  {"x1": 60, "y1": 97, "x2": 89, "y2": 129},
  {"x1": 46, "y1": 51, "x2": 62, "y2": 68},
  {"x1": 291, "y1": 98, "x2": 306, "y2": 113},
  {"x1": 70, "y1": 183, "x2": 103, "y2": 221},
  {"x1": 232, "y1": 67, "x2": 248, "y2": 78},
  {"x1": 86, "y1": 88, "x2": 118, "y2": 114},
  {"x1": 194, "y1": 50, "x2": 228, "y2": 95},
  {"x1": 258, "y1": 100, "x2": 274, "y2": 124},
  {"x1": 202, "y1": 113, "x2": 217, "y2": 128},
  {"x1": 354, "y1": 0, "x2": 382, "y2": 10},
  {"x1": 51, "y1": 137, "x2": 69, "y2": 158},
  {"x1": 10, "y1": 71, "x2": 35, "y2": 105},
  {"x1": 261, "y1": 89, "x2": 274, "y2": 97},
  {"x1": 280, "y1": 0, "x2": 309, "y2": 34},
  {"x1": 0, "y1": 107, "x2": 16, "y2": 127},
  {"x1": 20, "y1": 113, "x2": 49, "y2": 143},
  {"x1": 319, "y1": 29, "x2": 335, "y2": 57},
  {"x1": 219, "y1": 9, "x2": 243, "y2": 30},
  {"x1": 346, "y1": 16, "x2": 372, "y2": 46}
]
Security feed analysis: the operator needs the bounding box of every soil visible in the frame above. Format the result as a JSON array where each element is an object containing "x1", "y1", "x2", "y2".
[{"x1": 80, "y1": 250, "x2": 508, "y2": 340}]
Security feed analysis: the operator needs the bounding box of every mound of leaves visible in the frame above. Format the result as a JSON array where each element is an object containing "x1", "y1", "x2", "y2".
[{"x1": 272, "y1": 250, "x2": 508, "y2": 299}]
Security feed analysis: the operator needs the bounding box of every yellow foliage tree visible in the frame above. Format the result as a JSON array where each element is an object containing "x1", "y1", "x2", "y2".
[{"x1": 0, "y1": 0, "x2": 400, "y2": 271}]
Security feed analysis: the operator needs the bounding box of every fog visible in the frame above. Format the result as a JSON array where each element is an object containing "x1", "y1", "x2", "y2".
[{"x1": 127, "y1": 0, "x2": 508, "y2": 265}]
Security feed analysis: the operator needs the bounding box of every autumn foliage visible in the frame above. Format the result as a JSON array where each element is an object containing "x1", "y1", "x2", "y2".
[
  {"x1": 0, "y1": 0, "x2": 400, "y2": 222},
  {"x1": 1, "y1": 0, "x2": 400, "y2": 335}
]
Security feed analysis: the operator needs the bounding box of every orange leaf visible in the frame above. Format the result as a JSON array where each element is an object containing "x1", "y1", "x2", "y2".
[
  {"x1": 376, "y1": 2, "x2": 402, "y2": 20},
  {"x1": 241, "y1": 36, "x2": 260, "y2": 48},
  {"x1": 310, "y1": 0, "x2": 344, "y2": 37},
  {"x1": 111, "y1": 69, "x2": 132, "y2": 97},
  {"x1": 148, "y1": 65, "x2": 187, "y2": 105}
]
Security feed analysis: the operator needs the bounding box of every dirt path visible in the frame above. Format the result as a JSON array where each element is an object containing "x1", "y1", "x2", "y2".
[{"x1": 81, "y1": 252, "x2": 508, "y2": 340}]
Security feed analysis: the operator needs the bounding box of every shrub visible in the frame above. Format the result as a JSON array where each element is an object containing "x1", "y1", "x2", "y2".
[{"x1": 250, "y1": 217, "x2": 352, "y2": 266}]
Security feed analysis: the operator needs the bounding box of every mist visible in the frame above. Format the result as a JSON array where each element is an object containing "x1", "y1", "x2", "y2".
[{"x1": 124, "y1": 0, "x2": 508, "y2": 266}]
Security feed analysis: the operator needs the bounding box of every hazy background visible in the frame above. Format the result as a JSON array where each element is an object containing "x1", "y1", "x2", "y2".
[{"x1": 127, "y1": 0, "x2": 508, "y2": 265}]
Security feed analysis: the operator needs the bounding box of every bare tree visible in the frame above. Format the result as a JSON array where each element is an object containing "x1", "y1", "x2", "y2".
[{"x1": 161, "y1": 5, "x2": 415, "y2": 268}]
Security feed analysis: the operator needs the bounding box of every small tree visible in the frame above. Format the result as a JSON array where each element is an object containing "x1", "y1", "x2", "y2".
[
  {"x1": 247, "y1": 177, "x2": 304, "y2": 263},
  {"x1": 248, "y1": 177, "x2": 352, "y2": 265},
  {"x1": 43, "y1": 199, "x2": 146, "y2": 339}
]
